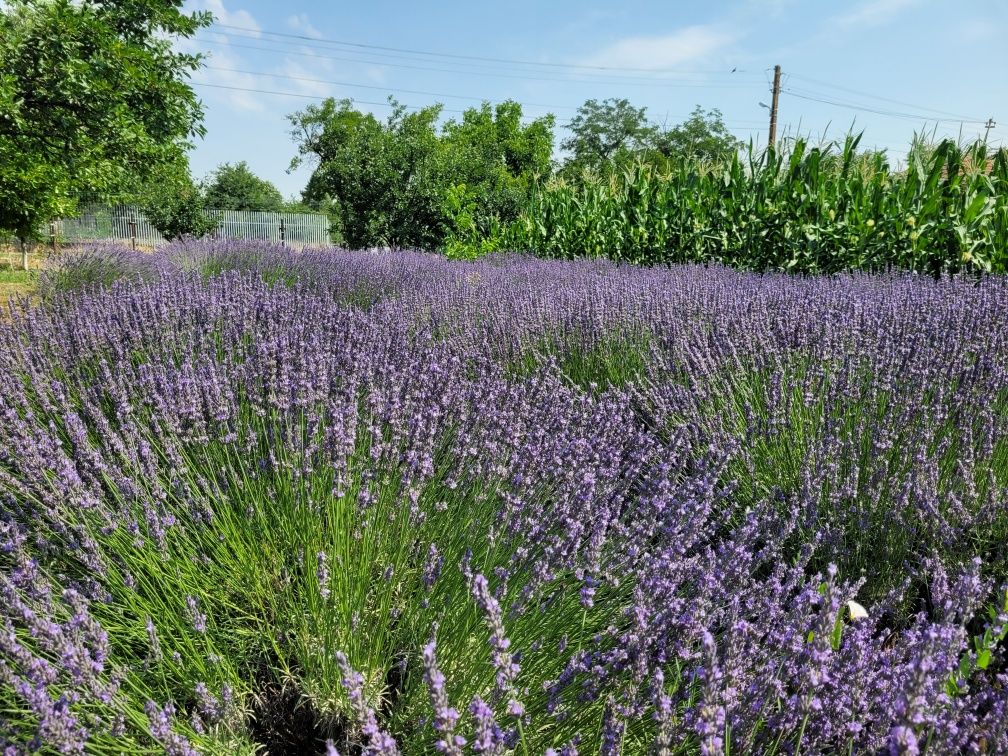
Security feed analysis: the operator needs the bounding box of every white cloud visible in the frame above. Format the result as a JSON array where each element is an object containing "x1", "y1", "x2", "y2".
[
  {"x1": 580, "y1": 25, "x2": 736, "y2": 71},
  {"x1": 287, "y1": 13, "x2": 322, "y2": 39},
  {"x1": 831, "y1": 0, "x2": 921, "y2": 28}
]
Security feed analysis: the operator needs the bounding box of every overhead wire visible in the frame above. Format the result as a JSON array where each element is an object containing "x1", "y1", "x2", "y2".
[
  {"x1": 193, "y1": 26, "x2": 992, "y2": 139},
  {"x1": 202, "y1": 65, "x2": 581, "y2": 110},
  {"x1": 192, "y1": 80, "x2": 766, "y2": 132},
  {"x1": 194, "y1": 33, "x2": 759, "y2": 89},
  {"x1": 786, "y1": 73, "x2": 986, "y2": 122},
  {"x1": 782, "y1": 88, "x2": 988, "y2": 124},
  {"x1": 211, "y1": 22, "x2": 754, "y2": 76}
]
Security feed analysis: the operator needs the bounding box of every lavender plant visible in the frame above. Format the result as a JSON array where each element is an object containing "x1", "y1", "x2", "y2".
[{"x1": 1, "y1": 241, "x2": 1007, "y2": 753}]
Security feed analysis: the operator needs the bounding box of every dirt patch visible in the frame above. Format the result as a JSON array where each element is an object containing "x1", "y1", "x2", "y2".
[{"x1": 248, "y1": 673, "x2": 330, "y2": 755}]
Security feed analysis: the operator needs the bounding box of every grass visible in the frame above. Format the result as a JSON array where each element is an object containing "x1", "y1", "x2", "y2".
[{"x1": 0, "y1": 268, "x2": 38, "y2": 308}]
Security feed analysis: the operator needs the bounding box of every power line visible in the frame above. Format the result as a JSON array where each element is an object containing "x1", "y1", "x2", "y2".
[
  {"x1": 786, "y1": 73, "x2": 986, "y2": 122},
  {"x1": 192, "y1": 80, "x2": 766, "y2": 133},
  {"x1": 192, "y1": 81, "x2": 467, "y2": 114},
  {"x1": 207, "y1": 28, "x2": 735, "y2": 83},
  {"x1": 212, "y1": 22, "x2": 753, "y2": 76},
  {"x1": 782, "y1": 88, "x2": 988, "y2": 124},
  {"x1": 203, "y1": 66, "x2": 581, "y2": 110},
  {"x1": 202, "y1": 25, "x2": 995, "y2": 138},
  {"x1": 196, "y1": 33, "x2": 758, "y2": 90}
]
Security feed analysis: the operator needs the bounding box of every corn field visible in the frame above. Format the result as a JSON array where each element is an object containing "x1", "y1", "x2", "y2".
[{"x1": 507, "y1": 136, "x2": 1008, "y2": 274}]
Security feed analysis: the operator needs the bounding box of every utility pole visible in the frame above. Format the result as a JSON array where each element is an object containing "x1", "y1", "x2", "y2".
[
  {"x1": 983, "y1": 117, "x2": 996, "y2": 143},
  {"x1": 768, "y1": 64, "x2": 782, "y2": 150}
]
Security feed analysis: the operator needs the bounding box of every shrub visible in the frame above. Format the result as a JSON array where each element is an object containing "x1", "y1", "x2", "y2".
[{"x1": 2, "y1": 244, "x2": 1007, "y2": 753}]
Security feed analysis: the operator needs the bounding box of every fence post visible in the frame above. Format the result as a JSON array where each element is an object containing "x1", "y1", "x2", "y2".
[
  {"x1": 20, "y1": 238, "x2": 28, "y2": 271},
  {"x1": 280, "y1": 218, "x2": 286, "y2": 248},
  {"x1": 129, "y1": 219, "x2": 137, "y2": 251},
  {"x1": 49, "y1": 221, "x2": 57, "y2": 255}
]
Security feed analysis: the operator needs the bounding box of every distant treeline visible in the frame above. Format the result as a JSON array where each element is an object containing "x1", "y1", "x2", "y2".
[{"x1": 289, "y1": 97, "x2": 1007, "y2": 274}]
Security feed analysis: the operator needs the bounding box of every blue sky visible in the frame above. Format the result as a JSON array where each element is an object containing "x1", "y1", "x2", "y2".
[{"x1": 181, "y1": 0, "x2": 1008, "y2": 199}]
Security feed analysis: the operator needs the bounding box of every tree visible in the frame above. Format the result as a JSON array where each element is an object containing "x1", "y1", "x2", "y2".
[
  {"x1": 0, "y1": 0, "x2": 210, "y2": 240},
  {"x1": 291, "y1": 98, "x2": 445, "y2": 249},
  {"x1": 560, "y1": 98, "x2": 656, "y2": 173},
  {"x1": 139, "y1": 159, "x2": 217, "y2": 241},
  {"x1": 290, "y1": 97, "x2": 554, "y2": 250},
  {"x1": 439, "y1": 101, "x2": 554, "y2": 253},
  {"x1": 203, "y1": 161, "x2": 285, "y2": 212},
  {"x1": 652, "y1": 106, "x2": 743, "y2": 165}
]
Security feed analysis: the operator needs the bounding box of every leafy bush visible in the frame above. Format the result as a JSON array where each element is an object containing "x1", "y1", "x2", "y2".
[
  {"x1": 140, "y1": 171, "x2": 219, "y2": 241},
  {"x1": 202, "y1": 161, "x2": 286, "y2": 212},
  {"x1": 289, "y1": 98, "x2": 553, "y2": 251}
]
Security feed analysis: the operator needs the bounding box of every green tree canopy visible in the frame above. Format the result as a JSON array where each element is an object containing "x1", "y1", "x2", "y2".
[
  {"x1": 0, "y1": 0, "x2": 210, "y2": 239},
  {"x1": 290, "y1": 98, "x2": 554, "y2": 250},
  {"x1": 139, "y1": 159, "x2": 217, "y2": 241},
  {"x1": 560, "y1": 98, "x2": 657, "y2": 173},
  {"x1": 439, "y1": 101, "x2": 554, "y2": 252},
  {"x1": 291, "y1": 98, "x2": 444, "y2": 249},
  {"x1": 651, "y1": 106, "x2": 743, "y2": 165},
  {"x1": 559, "y1": 100, "x2": 744, "y2": 177},
  {"x1": 203, "y1": 161, "x2": 285, "y2": 212}
]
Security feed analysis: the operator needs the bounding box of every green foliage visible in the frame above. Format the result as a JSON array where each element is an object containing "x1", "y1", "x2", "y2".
[
  {"x1": 203, "y1": 161, "x2": 285, "y2": 212},
  {"x1": 0, "y1": 121, "x2": 75, "y2": 242},
  {"x1": 651, "y1": 105, "x2": 743, "y2": 166},
  {"x1": 560, "y1": 98, "x2": 656, "y2": 175},
  {"x1": 558, "y1": 100, "x2": 742, "y2": 179},
  {"x1": 439, "y1": 101, "x2": 554, "y2": 254},
  {"x1": 291, "y1": 98, "x2": 442, "y2": 249},
  {"x1": 0, "y1": 0, "x2": 210, "y2": 239},
  {"x1": 505, "y1": 135, "x2": 1008, "y2": 274},
  {"x1": 139, "y1": 165, "x2": 218, "y2": 241},
  {"x1": 290, "y1": 97, "x2": 554, "y2": 250}
]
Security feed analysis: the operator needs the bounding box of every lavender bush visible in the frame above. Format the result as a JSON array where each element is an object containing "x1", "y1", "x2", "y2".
[
  {"x1": 37, "y1": 244, "x2": 173, "y2": 301},
  {"x1": 2, "y1": 241, "x2": 1007, "y2": 753}
]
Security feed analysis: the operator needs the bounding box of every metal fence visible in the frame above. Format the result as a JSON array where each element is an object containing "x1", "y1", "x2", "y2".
[{"x1": 56, "y1": 205, "x2": 331, "y2": 249}]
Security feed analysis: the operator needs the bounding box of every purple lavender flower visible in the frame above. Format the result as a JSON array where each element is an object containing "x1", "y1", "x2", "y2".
[
  {"x1": 469, "y1": 696, "x2": 506, "y2": 754},
  {"x1": 144, "y1": 700, "x2": 199, "y2": 756},
  {"x1": 184, "y1": 595, "x2": 206, "y2": 634},
  {"x1": 3, "y1": 243, "x2": 1008, "y2": 753},
  {"x1": 317, "y1": 551, "x2": 331, "y2": 600},
  {"x1": 334, "y1": 651, "x2": 400, "y2": 755},
  {"x1": 421, "y1": 640, "x2": 464, "y2": 754}
]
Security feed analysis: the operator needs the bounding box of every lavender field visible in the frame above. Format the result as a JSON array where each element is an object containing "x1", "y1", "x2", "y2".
[{"x1": 2, "y1": 241, "x2": 1008, "y2": 754}]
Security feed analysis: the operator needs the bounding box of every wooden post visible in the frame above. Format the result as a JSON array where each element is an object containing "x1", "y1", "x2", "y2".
[
  {"x1": 768, "y1": 64, "x2": 782, "y2": 150},
  {"x1": 280, "y1": 217, "x2": 286, "y2": 248},
  {"x1": 49, "y1": 221, "x2": 58, "y2": 255},
  {"x1": 129, "y1": 219, "x2": 137, "y2": 251},
  {"x1": 20, "y1": 237, "x2": 28, "y2": 271}
]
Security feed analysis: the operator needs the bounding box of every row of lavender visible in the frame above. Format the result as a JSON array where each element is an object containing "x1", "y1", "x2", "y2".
[{"x1": 2, "y1": 241, "x2": 1007, "y2": 753}]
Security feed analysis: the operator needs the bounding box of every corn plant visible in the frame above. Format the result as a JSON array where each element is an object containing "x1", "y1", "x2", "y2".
[{"x1": 506, "y1": 135, "x2": 1008, "y2": 274}]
